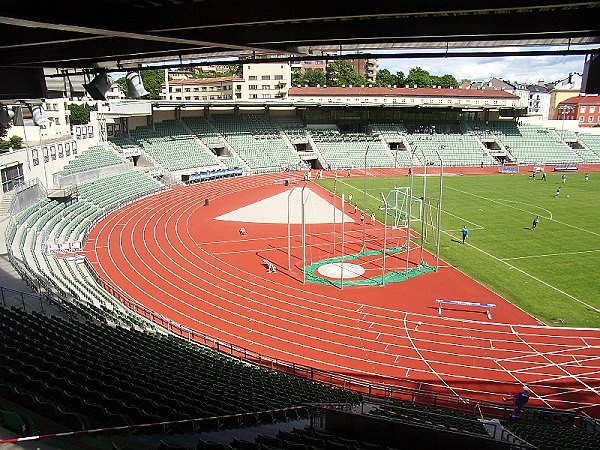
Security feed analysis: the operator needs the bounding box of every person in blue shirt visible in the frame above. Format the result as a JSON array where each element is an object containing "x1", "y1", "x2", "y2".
[
  {"x1": 532, "y1": 215, "x2": 540, "y2": 230},
  {"x1": 461, "y1": 226, "x2": 469, "y2": 244},
  {"x1": 504, "y1": 386, "x2": 530, "y2": 410}
]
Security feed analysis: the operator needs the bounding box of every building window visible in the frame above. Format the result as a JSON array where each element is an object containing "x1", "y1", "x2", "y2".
[
  {"x1": 274, "y1": 75, "x2": 283, "y2": 80},
  {"x1": 579, "y1": 116, "x2": 584, "y2": 122},
  {"x1": 250, "y1": 94, "x2": 258, "y2": 99},
  {"x1": 590, "y1": 106, "x2": 596, "y2": 113},
  {"x1": 589, "y1": 116, "x2": 594, "y2": 122},
  {"x1": 261, "y1": 94, "x2": 272, "y2": 99},
  {"x1": 580, "y1": 106, "x2": 586, "y2": 113},
  {"x1": 261, "y1": 75, "x2": 270, "y2": 80},
  {"x1": 236, "y1": 85, "x2": 241, "y2": 91},
  {"x1": 262, "y1": 85, "x2": 270, "y2": 90},
  {"x1": 249, "y1": 76, "x2": 257, "y2": 80},
  {"x1": 249, "y1": 85, "x2": 257, "y2": 90}
]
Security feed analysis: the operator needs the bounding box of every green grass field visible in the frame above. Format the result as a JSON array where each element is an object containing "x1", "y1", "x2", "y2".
[{"x1": 315, "y1": 172, "x2": 600, "y2": 328}]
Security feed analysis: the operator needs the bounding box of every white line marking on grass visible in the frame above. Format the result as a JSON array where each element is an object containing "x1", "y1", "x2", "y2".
[
  {"x1": 443, "y1": 229, "x2": 600, "y2": 313},
  {"x1": 502, "y1": 249, "x2": 600, "y2": 261},
  {"x1": 447, "y1": 187, "x2": 555, "y2": 220}
]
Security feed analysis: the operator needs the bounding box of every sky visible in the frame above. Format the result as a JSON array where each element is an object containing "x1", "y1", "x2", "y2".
[{"x1": 379, "y1": 53, "x2": 587, "y2": 85}]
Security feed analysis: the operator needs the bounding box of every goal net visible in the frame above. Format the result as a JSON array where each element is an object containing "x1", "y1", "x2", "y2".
[{"x1": 382, "y1": 187, "x2": 422, "y2": 228}]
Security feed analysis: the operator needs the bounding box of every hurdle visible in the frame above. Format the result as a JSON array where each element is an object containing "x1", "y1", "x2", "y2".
[
  {"x1": 436, "y1": 299, "x2": 496, "y2": 320},
  {"x1": 273, "y1": 178, "x2": 298, "y2": 186}
]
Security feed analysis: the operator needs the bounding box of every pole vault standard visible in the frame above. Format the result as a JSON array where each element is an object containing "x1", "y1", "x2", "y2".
[
  {"x1": 301, "y1": 184, "x2": 309, "y2": 284},
  {"x1": 380, "y1": 192, "x2": 388, "y2": 287},
  {"x1": 332, "y1": 177, "x2": 337, "y2": 259},
  {"x1": 419, "y1": 146, "x2": 428, "y2": 265},
  {"x1": 287, "y1": 187, "x2": 296, "y2": 271},
  {"x1": 341, "y1": 193, "x2": 345, "y2": 290},
  {"x1": 406, "y1": 145, "x2": 415, "y2": 273},
  {"x1": 362, "y1": 145, "x2": 369, "y2": 252},
  {"x1": 434, "y1": 148, "x2": 444, "y2": 271}
]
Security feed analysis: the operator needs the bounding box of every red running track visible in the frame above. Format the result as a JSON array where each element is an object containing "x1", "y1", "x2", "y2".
[{"x1": 85, "y1": 172, "x2": 600, "y2": 417}]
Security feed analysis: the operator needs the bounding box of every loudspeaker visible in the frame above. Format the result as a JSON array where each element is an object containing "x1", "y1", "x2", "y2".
[
  {"x1": 582, "y1": 54, "x2": 600, "y2": 94},
  {"x1": 284, "y1": 179, "x2": 289, "y2": 186},
  {"x1": 84, "y1": 73, "x2": 114, "y2": 100},
  {"x1": 29, "y1": 105, "x2": 49, "y2": 128},
  {"x1": 126, "y1": 72, "x2": 149, "y2": 98},
  {"x1": 0, "y1": 108, "x2": 15, "y2": 126},
  {"x1": 204, "y1": 198, "x2": 209, "y2": 206}
]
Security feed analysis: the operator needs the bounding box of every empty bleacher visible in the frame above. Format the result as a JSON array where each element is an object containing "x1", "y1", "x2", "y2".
[
  {"x1": 7, "y1": 171, "x2": 163, "y2": 329},
  {"x1": 508, "y1": 419, "x2": 599, "y2": 450},
  {"x1": 405, "y1": 125, "x2": 495, "y2": 167},
  {"x1": 0, "y1": 307, "x2": 360, "y2": 433},
  {"x1": 130, "y1": 120, "x2": 222, "y2": 171},
  {"x1": 57, "y1": 145, "x2": 126, "y2": 176},
  {"x1": 491, "y1": 122, "x2": 581, "y2": 164},
  {"x1": 309, "y1": 129, "x2": 394, "y2": 169},
  {"x1": 211, "y1": 114, "x2": 301, "y2": 171},
  {"x1": 577, "y1": 133, "x2": 600, "y2": 162}
]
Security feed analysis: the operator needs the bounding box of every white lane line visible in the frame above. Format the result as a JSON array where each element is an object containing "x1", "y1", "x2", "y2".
[
  {"x1": 493, "y1": 359, "x2": 553, "y2": 408},
  {"x1": 502, "y1": 249, "x2": 600, "y2": 261},
  {"x1": 510, "y1": 325, "x2": 600, "y2": 399},
  {"x1": 403, "y1": 313, "x2": 464, "y2": 402},
  {"x1": 442, "y1": 229, "x2": 600, "y2": 313}
]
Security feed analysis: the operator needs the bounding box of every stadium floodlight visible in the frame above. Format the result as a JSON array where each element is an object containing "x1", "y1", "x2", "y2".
[
  {"x1": 0, "y1": 107, "x2": 15, "y2": 126},
  {"x1": 126, "y1": 71, "x2": 149, "y2": 98},
  {"x1": 29, "y1": 104, "x2": 49, "y2": 128},
  {"x1": 83, "y1": 72, "x2": 114, "y2": 100}
]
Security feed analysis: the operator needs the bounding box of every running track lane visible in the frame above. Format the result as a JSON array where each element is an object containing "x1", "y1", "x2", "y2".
[{"x1": 85, "y1": 173, "x2": 600, "y2": 416}]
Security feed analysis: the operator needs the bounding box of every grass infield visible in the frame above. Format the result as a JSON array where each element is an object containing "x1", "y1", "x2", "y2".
[{"x1": 316, "y1": 172, "x2": 600, "y2": 328}]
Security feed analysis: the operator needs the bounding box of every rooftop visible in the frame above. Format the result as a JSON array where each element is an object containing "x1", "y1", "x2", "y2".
[{"x1": 288, "y1": 86, "x2": 518, "y2": 99}]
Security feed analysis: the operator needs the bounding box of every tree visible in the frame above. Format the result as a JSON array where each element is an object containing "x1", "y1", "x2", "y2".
[
  {"x1": 68, "y1": 103, "x2": 97, "y2": 125},
  {"x1": 303, "y1": 68, "x2": 327, "y2": 86},
  {"x1": 405, "y1": 67, "x2": 432, "y2": 88},
  {"x1": 292, "y1": 70, "x2": 304, "y2": 86},
  {"x1": 140, "y1": 69, "x2": 164, "y2": 100},
  {"x1": 0, "y1": 135, "x2": 23, "y2": 152},
  {"x1": 433, "y1": 74, "x2": 459, "y2": 88},
  {"x1": 326, "y1": 60, "x2": 367, "y2": 87},
  {"x1": 376, "y1": 69, "x2": 405, "y2": 87},
  {"x1": 116, "y1": 77, "x2": 128, "y2": 96}
]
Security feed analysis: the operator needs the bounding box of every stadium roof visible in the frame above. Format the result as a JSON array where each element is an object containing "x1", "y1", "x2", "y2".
[
  {"x1": 288, "y1": 87, "x2": 519, "y2": 99},
  {"x1": 0, "y1": 1, "x2": 599, "y2": 71}
]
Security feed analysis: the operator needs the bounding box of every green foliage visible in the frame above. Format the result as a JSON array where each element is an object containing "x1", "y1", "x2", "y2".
[
  {"x1": 68, "y1": 103, "x2": 97, "y2": 125},
  {"x1": 405, "y1": 66, "x2": 432, "y2": 88},
  {"x1": 140, "y1": 69, "x2": 164, "y2": 100},
  {"x1": 0, "y1": 135, "x2": 23, "y2": 151},
  {"x1": 326, "y1": 60, "x2": 368, "y2": 87},
  {"x1": 303, "y1": 68, "x2": 327, "y2": 86},
  {"x1": 292, "y1": 70, "x2": 304, "y2": 86},
  {"x1": 116, "y1": 77, "x2": 128, "y2": 97},
  {"x1": 431, "y1": 74, "x2": 459, "y2": 88},
  {"x1": 0, "y1": 123, "x2": 8, "y2": 139},
  {"x1": 375, "y1": 69, "x2": 405, "y2": 87},
  {"x1": 316, "y1": 173, "x2": 600, "y2": 328}
]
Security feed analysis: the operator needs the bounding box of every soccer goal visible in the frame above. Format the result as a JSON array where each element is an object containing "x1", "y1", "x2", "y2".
[{"x1": 381, "y1": 187, "x2": 422, "y2": 228}]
